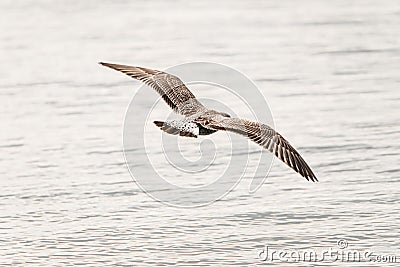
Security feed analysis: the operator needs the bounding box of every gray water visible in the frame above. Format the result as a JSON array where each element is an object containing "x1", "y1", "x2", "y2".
[{"x1": 1, "y1": 0, "x2": 400, "y2": 266}]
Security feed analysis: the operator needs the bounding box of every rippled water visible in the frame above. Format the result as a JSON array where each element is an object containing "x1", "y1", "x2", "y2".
[{"x1": 1, "y1": 0, "x2": 400, "y2": 265}]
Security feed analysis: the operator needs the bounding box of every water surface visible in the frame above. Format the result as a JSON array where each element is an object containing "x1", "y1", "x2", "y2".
[{"x1": 1, "y1": 0, "x2": 400, "y2": 265}]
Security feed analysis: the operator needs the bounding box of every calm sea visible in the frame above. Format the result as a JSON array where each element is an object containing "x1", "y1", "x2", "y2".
[{"x1": 1, "y1": 0, "x2": 399, "y2": 265}]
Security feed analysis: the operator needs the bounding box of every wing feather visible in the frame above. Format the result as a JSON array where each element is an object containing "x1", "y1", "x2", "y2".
[
  {"x1": 100, "y1": 62, "x2": 205, "y2": 116},
  {"x1": 209, "y1": 118, "x2": 317, "y2": 182}
]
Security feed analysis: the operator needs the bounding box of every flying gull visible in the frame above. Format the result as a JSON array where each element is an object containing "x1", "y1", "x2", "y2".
[{"x1": 100, "y1": 62, "x2": 317, "y2": 182}]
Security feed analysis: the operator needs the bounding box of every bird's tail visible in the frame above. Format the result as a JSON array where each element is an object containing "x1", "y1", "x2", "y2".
[
  {"x1": 154, "y1": 121, "x2": 164, "y2": 128},
  {"x1": 153, "y1": 121, "x2": 198, "y2": 138}
]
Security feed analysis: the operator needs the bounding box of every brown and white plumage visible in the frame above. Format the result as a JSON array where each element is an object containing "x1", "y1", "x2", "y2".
[
  {"x1": 100, "y1": 62, "x2": 318, "y2": 182},
  {"x1": 99, "y1": 62, "x2": 205, "y2": 116},
  {"x1": 205, "y1": 118, "x2": 317, "y2": 181}
]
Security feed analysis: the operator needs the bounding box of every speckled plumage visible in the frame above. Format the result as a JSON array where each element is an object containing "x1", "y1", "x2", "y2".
[{"x1": 100, "y1": 62, "x2": 317, "y2": 182}]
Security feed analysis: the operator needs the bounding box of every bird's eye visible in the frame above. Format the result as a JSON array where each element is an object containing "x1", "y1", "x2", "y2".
[{"x1": 223, "y1": 113, "x2": 231, "y2": 118}]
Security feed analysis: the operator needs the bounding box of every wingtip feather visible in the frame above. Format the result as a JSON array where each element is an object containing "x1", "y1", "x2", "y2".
[{"x1": 99, "y1": 62, "x2": 118, "y2": 68}]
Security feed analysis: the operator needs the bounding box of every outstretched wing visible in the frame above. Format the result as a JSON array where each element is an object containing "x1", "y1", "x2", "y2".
[
  {"x1": 100, "y1": 62, "x2": 205, "y2": 116},
  {"x1": 208, "y1": 118, "x2": 317, "y2": 182}
]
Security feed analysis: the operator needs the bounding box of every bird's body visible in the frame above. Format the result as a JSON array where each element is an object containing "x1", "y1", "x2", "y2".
[{"x1": 100, "y1": 62, "x2": 318, "y2": 182}]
